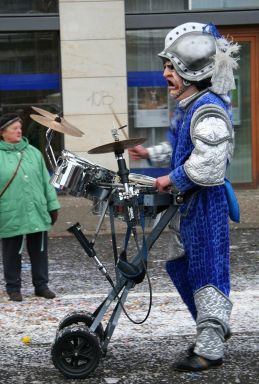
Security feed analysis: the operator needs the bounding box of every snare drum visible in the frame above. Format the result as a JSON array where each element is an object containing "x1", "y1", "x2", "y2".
[
  {"x1": 128, "y1": 173, "x2": 157, "y2": 195},
  {"x1": 50, "y1": 150, "x2": 116, "y2": 198},
  {"x1": 129, "y1": 173, "x2": 156, "y2": 186}
]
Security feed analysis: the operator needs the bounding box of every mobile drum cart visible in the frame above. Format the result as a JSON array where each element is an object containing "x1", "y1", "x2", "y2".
[{"x1": 30, "y1": 108, "x2": 183, "y2": 379}]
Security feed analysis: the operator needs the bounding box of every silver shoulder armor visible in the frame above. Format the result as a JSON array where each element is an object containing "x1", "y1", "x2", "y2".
[{"x1": 184, "y1": 104, "x2": 234, "y2": 186}]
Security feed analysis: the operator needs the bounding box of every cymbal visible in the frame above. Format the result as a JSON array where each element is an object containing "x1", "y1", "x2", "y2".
[
  {"x1": 88, "y1": 138, "x2": 146, "y2": 154},
  {"x1": 31, "y1": 106, "x2": 56, "y2": 119},
  {"x1": 30, "y1": 114, "x2": 84, "y2": 137},
  {"x1": 60, "y1": 118, "x2": 84, "y2": 136}
]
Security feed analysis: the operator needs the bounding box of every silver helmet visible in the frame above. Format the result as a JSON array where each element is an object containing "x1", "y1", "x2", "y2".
[
  {"x1": 158, "y1": 22, "x2": 240, "y2": 94},
  {"x1": 158, "y1": 22, "x2": 216, "y2": 82}
]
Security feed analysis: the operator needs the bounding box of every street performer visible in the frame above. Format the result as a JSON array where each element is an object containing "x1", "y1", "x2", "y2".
[{"x1": 128, "y1": 22, "x2": 240, "y2": 371}]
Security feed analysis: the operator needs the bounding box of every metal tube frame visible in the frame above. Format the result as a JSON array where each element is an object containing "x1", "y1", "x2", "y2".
[{"x1": 69, "y1": 192, "x2": 179, "y2": 354}]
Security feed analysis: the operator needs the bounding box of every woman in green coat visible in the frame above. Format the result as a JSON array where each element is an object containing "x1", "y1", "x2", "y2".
[{"x1": 0, "y1": 113, "x2": 60, "y2": 301}]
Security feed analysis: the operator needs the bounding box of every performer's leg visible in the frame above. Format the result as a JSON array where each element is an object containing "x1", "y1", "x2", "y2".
[
  {"x1": 194, "y1": 285, "x2": 232, "y2": 359},
  {"x1": 175, "y1": 189, "x2": 231, "y2": 371},
  {"x1": 166, "y1": 210, "x2": 197, "y2": 320},
  {"x1": 166, "y1": 257, "x2": 197, "y2": 320},
  {"x1": 185, "y1": 206, "x2": 230, "y2": 297}
]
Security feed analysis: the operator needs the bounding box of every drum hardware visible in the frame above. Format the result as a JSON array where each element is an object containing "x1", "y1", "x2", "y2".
[
  {"x1": 91, "y1": 193, "x2": 115, "y2": 247},
  {"x1": 30, "y1": 110, "x2": 84, "y2": 137},
  {"x1": 31, "y1": 106, "x2": 85, "y2": 137},
  {"x1": 45, "y1": 128, "x2": 57, "y2": 170},
  {"x1": 89, "y1": 125, "x2": 150, "y2": 287},
  {"x1": 88, "y1": 125, "x2": 145, "y2": 210},
  {"x1": 109, "y1": 105, "x2": 128, "y2": 140},
  {"x1": 128, "y1": 173, "x2": 156, "y2": 186},
  {"x1": 67, "y1": 223, "x2": 114, "y2": 286},
  {"x1": 118, "y1": 124, "x2": 127, "y2": 132},
  {"x1": 175, "y1": 193, "x2": 185, "y2": 205},
  {"x1": 30, "y1": 106, "x2": 84, "y2": 170},
  {"x1": 87, "y1": 137, "x2": 146, "y2": 154},
  {"x1": 51, "y1": 170, "x2": 182, "y2": 379},
  {"x1": 49, "y1": 150, "x2": 116, "y2": 199},
  {"x1": 111, "y1": 119, "x2": 127, "y2": 143},
  {"x1": 31, "y1": 106, "x2": 58, "y2": 120},
  {"x1": 50, "y1": 124, "x2": 185, "y2": 379},
  {"x1": 88, "y1": 124, "x2": 147, "y2": 219},
  {"x1": 51, "y1": 200, "x2": 180, "y2": 379}
]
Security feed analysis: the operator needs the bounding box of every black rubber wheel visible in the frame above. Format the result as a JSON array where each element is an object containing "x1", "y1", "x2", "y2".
[
  {"x1": 57, "y1": 311, "x2": 104, "y2": 340},
  {"x1": 51, "y1": 325, "x2": 102, "y2": 379}
]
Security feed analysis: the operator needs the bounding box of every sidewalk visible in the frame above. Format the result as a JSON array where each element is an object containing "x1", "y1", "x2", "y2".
[
  {"x1": 0, "y1": 226, "x2": 258, "y2": 383},
  {"x1": 1, "y1": 190, "x2": 259, "y2": 383},
  {"x1": 49, "y1": 189, "x2": 259, "y2": 237}
]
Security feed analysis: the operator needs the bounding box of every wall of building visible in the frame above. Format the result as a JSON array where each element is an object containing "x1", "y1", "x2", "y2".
[{"x1": 59, "y1": 0, "x2": 128, "y2": 171}]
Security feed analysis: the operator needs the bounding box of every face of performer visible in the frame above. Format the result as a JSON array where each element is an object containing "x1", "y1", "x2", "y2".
[
  {"x1": 1, "y1": 120, "x2": 22, "y2": 143},
  {"x1": 163, "y1": 61, "x2": 184, "y2": 98},
  {"x1": 163, "y1": 60, "x2": 197, "y2": 101}
]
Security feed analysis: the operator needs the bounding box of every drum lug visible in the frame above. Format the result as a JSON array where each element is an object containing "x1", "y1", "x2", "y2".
[{"x1": 174, "y1": 193, "x2": 184, "y2": 205}]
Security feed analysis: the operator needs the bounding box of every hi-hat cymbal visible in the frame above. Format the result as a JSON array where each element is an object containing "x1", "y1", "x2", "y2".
[
  {"x1": 31, "y1": 106, "x2": 56, "y2": 119},
  {"x1": 30, "y1": 114, "x2": 84, "y2": 137},
  {"x1": 88, "y1": 138, "x2": 146, "y2": 154},
  {"x1": 60, "y1": 118, "x2": 84, "y2": 136}
]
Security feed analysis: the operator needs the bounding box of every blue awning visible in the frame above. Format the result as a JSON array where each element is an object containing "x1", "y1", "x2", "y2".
[
  {"x1": 0, "y1": 73, "x2": 60, "y2": 91},
  {"x1": 127, "y1": 71, "x2": 167, "y2": 87}
]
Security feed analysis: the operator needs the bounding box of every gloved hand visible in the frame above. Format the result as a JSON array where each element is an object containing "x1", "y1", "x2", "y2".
[{"x1": 49, "y1": 210, "x2": 58, "y2": 225}]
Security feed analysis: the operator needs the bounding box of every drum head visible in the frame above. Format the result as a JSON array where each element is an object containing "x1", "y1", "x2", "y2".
[{"x1": 129, "y1": 173, "x2": 156, "y2": 186}]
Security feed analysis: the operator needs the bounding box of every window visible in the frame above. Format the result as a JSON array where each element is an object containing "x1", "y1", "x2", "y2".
[
  {"x1": 126, "y1": 30, "x2": 253, "y2": 183},
  {"x1": 125, "y1": 0, "x2": 259, "y2": 13},
  {"x1": 0, "y1": 0, "x2": 58, "y2": 14},
  {"x1": 0, "y1": 31, "x2": 62, "y2": 165},
  {"x1": 127, "y1": 29, "x2": 173, "y2": 177}
]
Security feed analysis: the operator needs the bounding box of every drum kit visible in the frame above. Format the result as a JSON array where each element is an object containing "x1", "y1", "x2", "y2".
[{"x1": 30, "y1": 107, "x2": 182, "y2": 379}]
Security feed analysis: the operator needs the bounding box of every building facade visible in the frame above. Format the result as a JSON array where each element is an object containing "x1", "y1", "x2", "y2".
[{"x1": 0, "y1": 1, "x2": 259, "y2": 187}]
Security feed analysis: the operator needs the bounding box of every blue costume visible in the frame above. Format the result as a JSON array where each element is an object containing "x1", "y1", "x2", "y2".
[
  {"x1": 147, "y1": 89, "x2": 237, "y2": 362},
  {"x1": 165, "y1": 91, "x2": 232, "y2": 320},
  {"x1": 144, "y1": 22, "x2": 240, "y2": 368}
]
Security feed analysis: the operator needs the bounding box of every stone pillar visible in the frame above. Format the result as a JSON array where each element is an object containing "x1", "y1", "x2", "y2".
[{"x1": 59, "y1": 0, "x2": 128, "y2": 170}]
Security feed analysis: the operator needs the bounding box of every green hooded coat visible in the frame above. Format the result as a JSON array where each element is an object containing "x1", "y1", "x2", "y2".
[{"x1": 0, "y1": 137, "x2": 60, "y2": 238}]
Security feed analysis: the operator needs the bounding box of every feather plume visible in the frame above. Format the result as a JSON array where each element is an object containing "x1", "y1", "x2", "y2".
[{"x1": 211, "y1": 37, "x2": 240, "y2": 95}]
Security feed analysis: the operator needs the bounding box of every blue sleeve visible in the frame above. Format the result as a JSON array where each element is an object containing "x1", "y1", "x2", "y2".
[{"x1": 169, "y1": 165, "x2": 196, "y2": 192}]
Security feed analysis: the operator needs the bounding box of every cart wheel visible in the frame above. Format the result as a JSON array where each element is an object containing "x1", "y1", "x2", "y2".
[
  {"x1": 57, "y1": 311, "x2": 104, "y2": 340},
  {"x1": 52, "y1": 325, "x2": 102, "y2": 379}
]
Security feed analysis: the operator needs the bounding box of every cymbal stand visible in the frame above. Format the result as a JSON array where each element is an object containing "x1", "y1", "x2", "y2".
[{"x1": 45, "y1": 128, "x2": 57, "y2": 170}]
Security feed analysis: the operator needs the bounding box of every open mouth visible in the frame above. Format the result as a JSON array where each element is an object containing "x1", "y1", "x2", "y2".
[{"x1": 167, "y1": 79, "x2": 178, "y2": 90}]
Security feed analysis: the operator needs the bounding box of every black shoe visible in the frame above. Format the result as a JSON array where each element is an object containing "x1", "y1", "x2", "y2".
[
  {"x1": 8, "y1": 291, "x2": 23, "y2": 302},
  {"x1": 186, "y1": 343, "x2": 196, "y2": 357},
  {"x1": 225, "y1": 329, "x2": 232, "y2": 340},
  {"x1": 174, "y1": 354, "x2": 223, "y2": 372},
  {"x1": 35, "y1": 288, "x2": 56, "y2": 299}
]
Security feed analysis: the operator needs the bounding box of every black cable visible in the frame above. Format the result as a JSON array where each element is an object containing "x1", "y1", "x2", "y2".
[{"x1": 107, "y1": 229, "x2": 153, "y2": 325}]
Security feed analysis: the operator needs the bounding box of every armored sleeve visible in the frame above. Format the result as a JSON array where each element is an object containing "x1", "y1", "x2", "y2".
[
  {"x1": 147, "y1": 141, "x2": 172, "y2": 166},
  {"x1": 184, "y1": 104, "x2": 234, "y2": 187}
]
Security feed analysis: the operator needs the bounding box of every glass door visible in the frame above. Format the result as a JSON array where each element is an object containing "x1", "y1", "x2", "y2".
[
  {"x1": 222, "y1": 29, "x2": 258, "y2": 187},
  {"x1": 126, "y1": 28, "x2": 259, "y2": 186},
  {"x1": 227, "y1": 40, "x2": 253, "y2": 184}
]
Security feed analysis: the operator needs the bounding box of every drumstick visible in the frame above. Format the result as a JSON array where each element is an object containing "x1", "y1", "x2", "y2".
[{"x1": 109, "y1": 105, "x2": 128, "y2": 140}]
